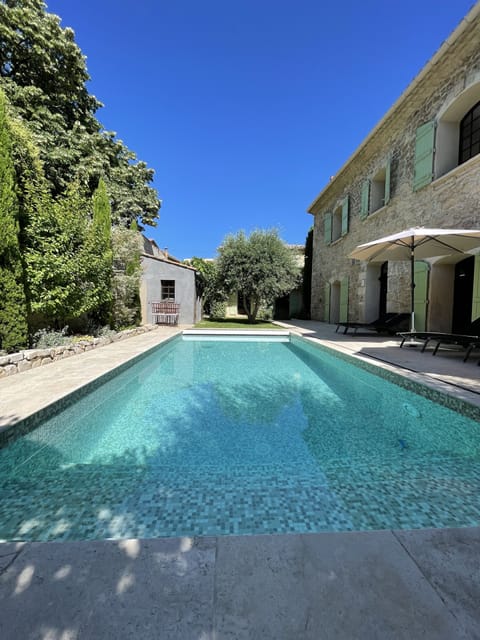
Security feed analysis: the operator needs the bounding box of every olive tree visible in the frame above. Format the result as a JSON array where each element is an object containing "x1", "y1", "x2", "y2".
[{"x1": 216, "y1": 229, "x2": 300, "y2": 323}]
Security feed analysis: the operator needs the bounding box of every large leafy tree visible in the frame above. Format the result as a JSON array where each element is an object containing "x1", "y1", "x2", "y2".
[
  {"x1": 216, "y1": 229, "x2": 300, "y2": 323},
  {"x1": 0, "y1": 0, "x2": 160, "y2": 227},
  {"x1": 0, "y1": 88, "x2": 28, "y2": 351}
]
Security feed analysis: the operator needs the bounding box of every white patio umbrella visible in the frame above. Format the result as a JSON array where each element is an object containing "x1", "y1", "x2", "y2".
[{"x1": 349, "y1": 227, "x2": 480, "y2": 332}]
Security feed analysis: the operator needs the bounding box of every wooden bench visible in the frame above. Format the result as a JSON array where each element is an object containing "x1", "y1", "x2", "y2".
[{"x1": 151, "y1": 301, "x2": 180, "y2": 325}]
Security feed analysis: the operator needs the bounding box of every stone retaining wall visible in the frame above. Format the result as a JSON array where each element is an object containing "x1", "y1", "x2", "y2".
[{"x1": 0, "y1": 325, "x2": 159, "y2": 378}]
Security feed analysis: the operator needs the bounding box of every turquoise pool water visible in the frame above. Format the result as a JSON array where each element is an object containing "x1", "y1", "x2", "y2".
[{"x1": 1, "y1": 334, "x2": 479, "y2": 541}]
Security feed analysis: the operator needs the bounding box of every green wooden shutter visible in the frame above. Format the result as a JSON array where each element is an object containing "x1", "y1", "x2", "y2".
[
  {"x1": 339, "y1": 277, "x2": 349, "y2": 322},
  {"x1": 360, "y1": 180, "x2": 370, "y2": 219},
  {"x1": 384, "y1": 159, "x2": 391, "y2": 205},
  {"x1": 471, "y1": 255, "x2": 480, "y2": 321},
  {"x1": 414, "y1": 261, "x2": 429, "y2": 332},
  {"x1": 324, "y1": 212, "x2": 332, "y2": 245},
  {"x1": 341, "y1": 196, "x2": 349, "y2": 236},
  {"x1": 413, "y1": 120, "x2": 436, "y2": 191},
  {"x1": 324, "y1": 282, "x2": 331, "y2": 323}
]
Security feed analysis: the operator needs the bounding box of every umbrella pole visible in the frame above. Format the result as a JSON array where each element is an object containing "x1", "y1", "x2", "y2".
[
  {"x1": 404, "y1": 241, "x2": 418, "y2": 346},
  {"x1": 410, "y1": 245, "x2": 415, "y2": 333}
]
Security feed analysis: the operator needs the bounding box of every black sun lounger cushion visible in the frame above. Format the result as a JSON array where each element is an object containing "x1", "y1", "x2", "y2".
[
  {"x1": 398, "y1": 331, "x2": 480, "y2": 362},
  {"x1": 336, "y1": 313, "x2": 409, "y2": 335}
]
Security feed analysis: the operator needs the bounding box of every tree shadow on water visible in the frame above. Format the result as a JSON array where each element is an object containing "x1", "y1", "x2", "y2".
[{"x1": 0, "y1": 372, "x2": 319, "y2": 545}]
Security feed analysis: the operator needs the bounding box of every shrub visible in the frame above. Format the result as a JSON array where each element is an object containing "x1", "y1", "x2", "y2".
[
  {"x1": 257, "y1": 306, "x2": 273, "y2": 321},
  {"x1": 210, "y1": 301, "x2": 226, "y2": 320},
  {"x1": 96, "y1": 325, "x2": 117, "y2": 340},
  {"x1": 33, "y1": 326, "x2": 70, "y2": 348}
]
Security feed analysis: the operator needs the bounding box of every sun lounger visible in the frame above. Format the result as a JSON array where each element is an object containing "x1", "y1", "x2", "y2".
[
  {"x1": 336, "y1": 312, "x2": 409, "y2": 335},
  {"x1": 397, "y1": 332, "x2": 434, "y2": 351},
  {"x1": 398, "y1": 331, "x2": 480, "y2": 362}
]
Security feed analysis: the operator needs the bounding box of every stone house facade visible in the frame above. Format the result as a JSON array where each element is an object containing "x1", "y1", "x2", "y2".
[{"x1": 308, "y1": 3, "x2": 480, "y2": 334}]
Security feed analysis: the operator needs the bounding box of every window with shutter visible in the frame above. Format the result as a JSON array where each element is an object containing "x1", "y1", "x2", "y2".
[
  {"x1": 332, "y1": 198, "x2": 348, "y2": 242},
  {"x1": 341, "y1": 196, "x2": 349, "y2": 236},
  {"x1": 324, "y1": 213, "x2": 332, "y2": 245},
  {"x1": 360, "y1": 180, "x2": 370, "y2": 219},
  {"x1": 370, "y1": 161, "x2": 391, "y2": 212},
  {"x1": 324, "y1": 282, "x2": 331, "y2": 322},
  {"x1": 414, "y1": 262, "x2": 429, "y2": 332},
  {"x1": 413, "y1": 120, "x2": 436, "y2": 191},
  {"x1": 339, "y1": 277, "x2": 348, "y2": 322},
  {"x1": 384, "y1": 159, "x2": 391, "y2": 205},
  {"x1": 459, "y1": 100, "x2": 480, "y2": 164},
  {"x1": 471, "y1": 255, "x2": 480, "y2": 322}
]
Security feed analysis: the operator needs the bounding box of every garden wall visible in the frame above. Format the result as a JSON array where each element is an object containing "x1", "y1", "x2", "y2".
[{"x1": 0, "y1": 325, "x2": 158, "y2": 378}]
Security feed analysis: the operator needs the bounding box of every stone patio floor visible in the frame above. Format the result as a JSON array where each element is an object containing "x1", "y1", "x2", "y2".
[{"x1": 0, "y1": 321, "x2": 479, "y2": 639}]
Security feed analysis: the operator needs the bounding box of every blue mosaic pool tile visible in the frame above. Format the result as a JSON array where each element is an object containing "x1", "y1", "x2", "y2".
[
  {"x1": 292, "y1": 335, "x2": 480, "y2": 421},
  {"x1": 0, "y1": 451, "x2": 479, "y2": 542},
  {"x1": 1, "y1": 334, "x2": 480, "y2": 543},
  {"x1": 0, "y1": 335, "x2": 180, "y2": 449}
]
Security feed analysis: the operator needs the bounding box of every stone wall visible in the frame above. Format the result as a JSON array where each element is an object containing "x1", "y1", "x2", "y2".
[
  {"x1": 0, "y1": 325, "x2": 158, "y2": 378},
  {"x1": 309, "y1": 11, "x2": 480, "y2": 324}
]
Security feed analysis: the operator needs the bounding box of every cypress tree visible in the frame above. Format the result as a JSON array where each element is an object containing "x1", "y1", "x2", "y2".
[
  {"x1": 91, "y1": 178, "x2": 113, "y2": 325},
  {"x1": 302, "y1": 227, "x2": 313, "y2": 319},
  {"x1": 0, "y1": 91, "x2": 28, "y2": 351}
]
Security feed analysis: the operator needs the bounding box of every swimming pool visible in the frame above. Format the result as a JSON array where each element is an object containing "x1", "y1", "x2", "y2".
[{"x1": 0, "y1": 333, "x2": 479, "y2": 541}]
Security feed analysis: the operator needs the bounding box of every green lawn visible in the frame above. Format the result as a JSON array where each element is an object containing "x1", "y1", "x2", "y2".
[{"x1": 194, "y1": 318, "x2": 284, "y2": 330}]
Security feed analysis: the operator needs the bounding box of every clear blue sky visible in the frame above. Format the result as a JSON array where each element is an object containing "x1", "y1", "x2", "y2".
[{"x1": 46, "y1": 0, "x2": 474, "y2": 259}]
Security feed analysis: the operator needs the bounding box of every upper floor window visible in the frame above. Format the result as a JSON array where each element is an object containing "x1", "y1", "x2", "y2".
[
  {"x1": 431, "y1": 81, "x2": 480, "y2": 181},
  {"x1": 370, "y1": 165, "x2": 390, "y2": 212},
  {"x1": 332, "y1": 203, "x2": 343, "y2": 242},
  {"x1": 459, "y1": 100, "x2": 480, "y2": 165},
  {"x1": 324, "y1": 196, "x2": 349, "y2": 245},
  {"x1": 360, "y1": 160, "x2": 391, "y2": 217}
]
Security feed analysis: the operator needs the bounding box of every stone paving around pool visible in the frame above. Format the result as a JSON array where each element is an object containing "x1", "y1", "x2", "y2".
[{"x1": 0, "y1": 527, "x2": 479, "y2": 639}]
